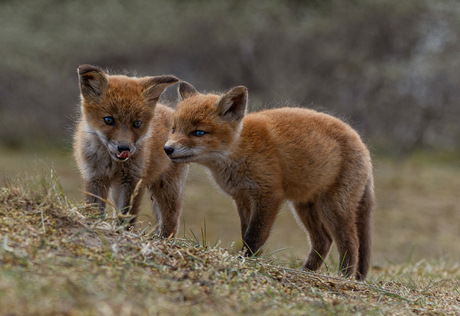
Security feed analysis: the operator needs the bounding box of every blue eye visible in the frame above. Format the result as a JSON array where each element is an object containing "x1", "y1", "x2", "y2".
[
  {"x1": 192, "y1": 130, "x2": 206, "y2": 137},
  {"x1": 104, "y1": 116, "x2": 115, "y2": 125},
  {"x1": 172, "y1": 128, "x2": 175, "y2": 134},
  {"x1": 133, "y1": 120, "x2": 142, "y2": 128}
]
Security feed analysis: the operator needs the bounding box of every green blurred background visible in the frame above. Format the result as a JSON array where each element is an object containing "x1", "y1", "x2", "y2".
[{"x1": 1, "y1": 0, "x2": 460, "y2": 271}]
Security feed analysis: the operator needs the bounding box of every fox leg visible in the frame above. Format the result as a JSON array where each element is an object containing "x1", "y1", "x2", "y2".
[
  {"x1": 356, "y1": 178, "x2": 375, "y2": 280},
  {"x1": 83, "y1": 177, "x2": 110, "y2": 214},
  {"x1": 241, "y1": 192, "x2": 283, "y2": 256},
  {"x1": 112, "y1": 177, "x2": 144, "y2": 224},
  {"x1": 319, "y1": 196, "x2": 360, "y2": 279},
  {"x1": 234, "y1": 194, "x2": 252, "y2": 237},
  {"x1": 150, "y1": 167, "x2": 188, "y2": 238},
  {"x1": 291, "y1": 201, "x2": 333, "y2": 272}
]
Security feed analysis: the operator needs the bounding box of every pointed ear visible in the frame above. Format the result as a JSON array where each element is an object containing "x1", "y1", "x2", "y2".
[
  {"x1": 140, "y1": 75, "x2": 179, "y2": 104},
  {"x1": 78, "y1": 64, "x2": 109, "y2": 101},
  {"x1": 215, "y1": 86, "x2": 248, "y2": 122},
  {"x1": 178, "y1": 81, "x2": 199, "y2": 100}
]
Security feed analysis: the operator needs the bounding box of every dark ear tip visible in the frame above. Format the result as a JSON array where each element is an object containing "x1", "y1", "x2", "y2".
[
  {"x1": 235, "y1": 86, "x2": 248, "y2": 93},
  {"x1": 162, "y1": 75, "x2": 179, "y2": 84},
  {"x1": 228, "y1": 86, "x2": 248, "y2": 98},
  {"x1": 178, "y1": 81, "x2": 199, "y2": 98},
  {"x1": 179, "y1": 81, "x2": 193, "y2": 89},
  {"x1": 78, "y1": 64, "x2": 104, "y2": 76}
]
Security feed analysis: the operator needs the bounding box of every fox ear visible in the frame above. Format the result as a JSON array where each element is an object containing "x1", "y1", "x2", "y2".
[
  {"x1": 78, "y1": 65, "x2": 109, "y2": 101},
  {"x1": 215, "y1": 86, "x2": 248, "y2": 122},
  {"x1": 141, "y1": 75, "x2": 179, "y2": 104},
  {"x1": 178, "y1": 81, "x2": 198, "y2": 100}
]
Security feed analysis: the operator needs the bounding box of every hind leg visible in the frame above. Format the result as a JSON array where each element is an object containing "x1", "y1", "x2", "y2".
[
  {"x1": 291, "y1": 201, "x2": 333, "y2": 271},
  {"x1": 319, "y1": 196, "x2": 360, "y2": 279},
  {"x1": 356, "y1": 178, "x2": 375, "y2": 280}
]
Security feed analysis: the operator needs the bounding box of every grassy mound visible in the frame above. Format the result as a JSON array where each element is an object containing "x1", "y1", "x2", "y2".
[{"x1": 0, "y1": 171, "x2": 459, "y2": 315}]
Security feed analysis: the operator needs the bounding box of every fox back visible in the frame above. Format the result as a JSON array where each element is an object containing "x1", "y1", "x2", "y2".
[{"x1": 165, "y1": 82, "x2": 375, "y2": 280}]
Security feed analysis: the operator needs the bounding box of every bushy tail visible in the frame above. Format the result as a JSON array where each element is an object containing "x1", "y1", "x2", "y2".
[{"x1": 356, "y1": 175, "x2": 375, "y2": 280}]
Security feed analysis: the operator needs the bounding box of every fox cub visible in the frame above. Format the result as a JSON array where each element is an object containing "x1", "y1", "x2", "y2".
[
  {"x1": 73, "y1": 65, "x2": 188, "y2": 237},
  {"x1": 164, "y1": 82, "x2": 375, "y2": 280}
]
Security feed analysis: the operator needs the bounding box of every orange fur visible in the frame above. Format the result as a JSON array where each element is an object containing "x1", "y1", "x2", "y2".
[
  {"x1": 165, "y1": 82, "x2": 375, "y2": 280},
  {"x1": 73, "y1": 65, "x2": 188, "y2": 237}
]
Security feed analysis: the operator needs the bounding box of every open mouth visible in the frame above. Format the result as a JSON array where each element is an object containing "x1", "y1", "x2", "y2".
[{"x1": 115, "y1": 151, "x2": 130, "y2": 161}]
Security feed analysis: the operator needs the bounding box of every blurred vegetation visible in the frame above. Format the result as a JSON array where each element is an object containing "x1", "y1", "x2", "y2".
[{"x1": 1, "y1": 0, "x2": 460, "y2": 153}]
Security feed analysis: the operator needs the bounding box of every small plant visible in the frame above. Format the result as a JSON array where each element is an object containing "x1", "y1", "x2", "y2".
[{"x1": 183, "y1": 217, "x2": 221, "y2": 249}]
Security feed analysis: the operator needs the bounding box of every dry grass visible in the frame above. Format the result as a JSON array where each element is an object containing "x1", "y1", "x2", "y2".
[
  {"x1": 2, "y1": 147, "x2": 460, "y2": 267},
  {"x1": 1, "y1": 169, "x2": 459, "y2": 315}
]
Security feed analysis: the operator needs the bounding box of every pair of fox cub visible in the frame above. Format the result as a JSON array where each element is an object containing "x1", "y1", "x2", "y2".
[{"x1": 74, "y1": 65, "x2": 375, "y2": 280}]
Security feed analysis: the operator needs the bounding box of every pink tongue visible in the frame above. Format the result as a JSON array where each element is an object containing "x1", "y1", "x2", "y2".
[{"x1": 117, "y1": 151, "x2": 130, "y2": 159}]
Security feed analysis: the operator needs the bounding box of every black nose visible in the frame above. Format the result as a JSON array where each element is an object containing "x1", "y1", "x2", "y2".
[
  {"x1": 164, "y1": 146, "x2": 174, "y2": 156},
  {"x1": 117, "y1": 145, "x2": 130, "y2": 153}
]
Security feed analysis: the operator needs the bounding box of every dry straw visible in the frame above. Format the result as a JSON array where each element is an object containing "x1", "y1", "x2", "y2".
[{"x1": 0, "y1": 170, "x2": 459, "y2": 315}]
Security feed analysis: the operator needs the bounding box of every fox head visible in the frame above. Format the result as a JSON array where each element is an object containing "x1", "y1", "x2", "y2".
[
  {"x1": 164, "y1": 81, "x2": 248, "y2": 164},
  {"x1": 78, "y1": 65, "x2": 178, "y2": 162}
]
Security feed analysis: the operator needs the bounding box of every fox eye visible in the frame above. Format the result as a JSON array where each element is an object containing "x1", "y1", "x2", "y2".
[
  {"x1": 172, "y1": 128, "x2": 175, "y2": 134},
  {"x1": 133, "y1": 120, "x2": 142, "y2": 128},
  {"x1": 192, "y1": 130, "x2": 206, "y2": 137},
  {"x1": 104, "y1": 116, "x2": 115, "y2": 126}
]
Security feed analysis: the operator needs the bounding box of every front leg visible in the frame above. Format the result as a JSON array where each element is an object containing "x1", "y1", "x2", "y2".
[
  {"x1": 234, "y1": 193, "x2": 252, "y2": 237},
  {"x1": 83, "y1": 177, "x2": 110, "y2": 214},
  {"x1": 150, "y1": 167, "x2": 187, "y2": 238},
  {"x1": 242, "y1": 191, "x2": 283, "y2": 256},
  {"x1": 112, "y1": 177, "x2": 144, "y2": 223}
]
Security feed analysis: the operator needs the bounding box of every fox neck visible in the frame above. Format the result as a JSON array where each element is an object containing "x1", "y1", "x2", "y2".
[
  {"x1": 200, "y1": 140, "x2": 247, "y2": 195},
  {"x1": 201, "y1": 150, "x2": 234, "y2": 170}
]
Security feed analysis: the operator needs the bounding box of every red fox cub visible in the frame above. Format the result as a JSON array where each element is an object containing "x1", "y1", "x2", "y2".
[
  {"x1": 164, "y1": 82, "x2": 375, "y2": 280},
  {"x1": 73, "y1": 65, "x2": 188, "y2": 237}
]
